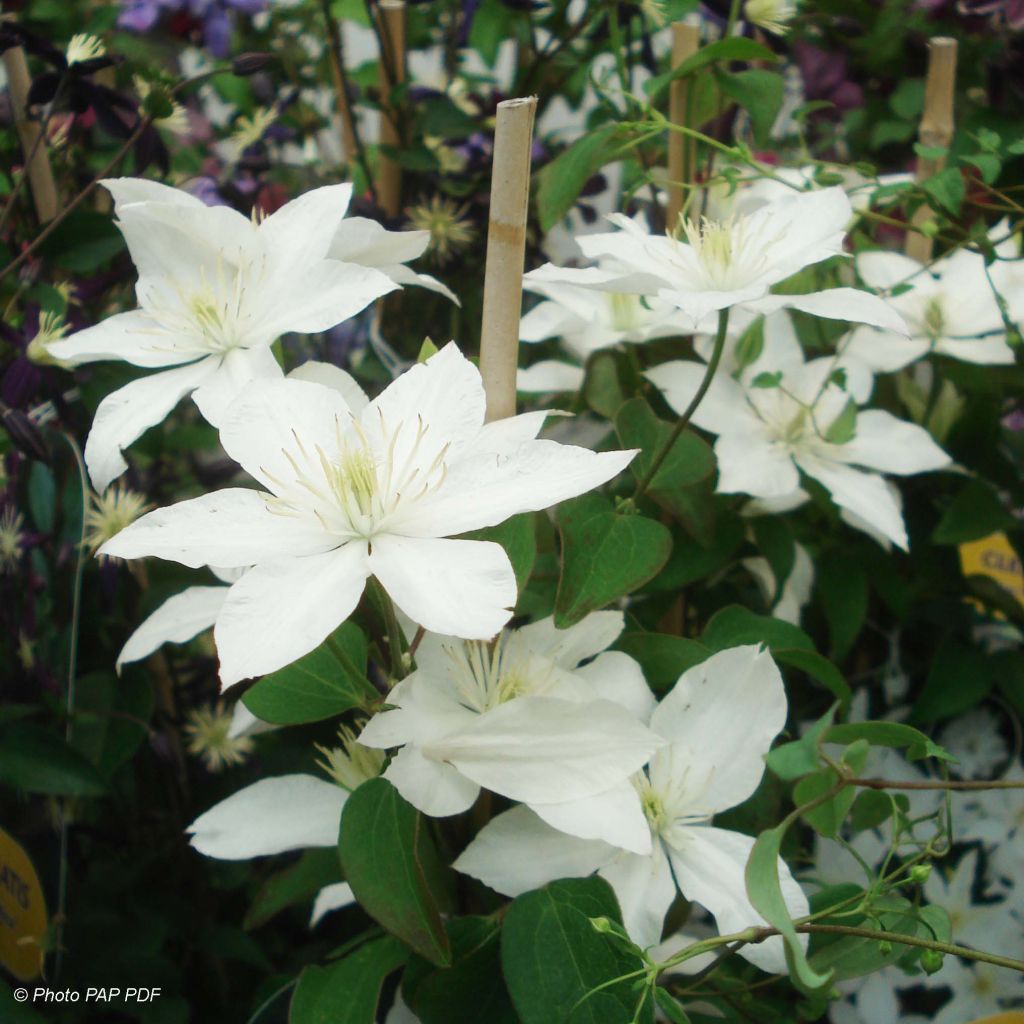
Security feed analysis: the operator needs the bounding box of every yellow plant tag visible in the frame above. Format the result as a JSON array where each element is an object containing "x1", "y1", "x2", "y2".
[
  {"x1": 0, "y1": 826, "x2": 47, "y2": 981},
  {"x1": 959, "y1": 533, "x2": 1024, "y2": 610},
  {"x1": 966, "y1": 1014, "x2": 1024, "y2": 1024}
]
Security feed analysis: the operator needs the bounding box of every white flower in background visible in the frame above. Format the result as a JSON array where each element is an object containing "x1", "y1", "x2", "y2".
[
  {"x1": 743, "y1": 542, "x2": 814, "y2": 625},
  {"x1": 329, "y1": 218, "x2": 458, "y2": 303},
  {"x1": 49, "y1": 178, "x2": 397, "y2": 491},
  {"x1": 830, "y1": 968, "x2": 931, "y2": 1024},
  {"x1": 931, "y1": 955, "x2": 1024, "y2": 1024},
  {"x1": 937, "y1": 707, "x2": 1009, "y2": 780},
  {"x1": 842, "y1": 238, "x2": 1021, "y2": 373},
  {"x1": 647, "y1": 346, "x2": 950, "y2": 550},
  {"x1": 359, "y1": 612, "x2": 661, "y2": 853},
  {"x1": 456, "y1": 646, "x2": 809, "y2": 972},
  {"x1": 100, "y1": 344, "x2": 636, "y2": 686},
  {"x1": 744, "y1": 0, "x2": 798, "y2": 35},
  {"x1": 517, "y1": 261, "x2": 695, "y2": 394},
  {"x1": 525, "y1": 188, "x2": 908, "y2": 333}
]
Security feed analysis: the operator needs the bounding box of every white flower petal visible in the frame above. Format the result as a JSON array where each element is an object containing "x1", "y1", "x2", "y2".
[
  {"x1": 749, "y1": 288, "x2": 909, "y2": 335},
  {"x1": 574, "y1": 651, "x2": 656, "y2": 722},
  {"x1": 382, "y1": 745, "x2": 480, "y2": 817},
  {"x1": 841, "y1": 327, "x2": 930, "y2": 373},
  {"x1": 309, "y1": 882, "x2": 355, "y2": 927},
  {"x1": 517, "y1": 360, "x2": 586, "y2": 394},
  {"x1": 99, "y1": 488, "x2": 332, "y2": 568},
  {"x1": 102, "y1": 176, "x2": 207, "y2": 211},
  {"x1": 936, "y1": 335, "x2": 1015, "y2": 365},
  {"x1": 645, "y1": 361, "x2": 757, "y2": 435},
  {"x1": 214, "y1": 543, "x2": 370, "y2": 686},
  {"x1": 650, "y1": 646, "x2": 786, "y2": 813},
  {"x1": 84, "y1": 358, "x2": 219, "y2": 492},
  {"x1": 667, "y1": 826, "x2": 808, "y2": 974},
  {"x1": 453, "y1": 805, "x2": 614, "y2": 897},
  {"x1": 715, "y1": 433, "x2": 801, "y2": 499},
  {"x1": 187, "y1": 775, "x2": 347, "y2": 859},
  {"x1": 260, "y1": 183, "x2": 353, "y2": 263},
  {"x1": 287, "y1": 361, "x2": 370, "y2": 412},
  {"x1": 837, "y1": 410, "x2": 950, "y2": 475},
  {"x1": 368, "y1": 535, "x2": 515, "y2": 640},
  {"x1": 599, "y1": 844, "x2": 678, "y2": 949},
  {"x1": 855, "y1": 249, "x2": 924, "y2": 290},
  {"x1": 116, "y1": 585, "x2": 228, "y2": 672},
  {"x1": 531, "y1": 780, "x2": 652, "y2": 855},
  {"x1": 191, "y1": 345, "x2": 283, "y2": 426},
  {"x1": 49, "y1": 310, "x2": 207, "y2": 368},
  {"x1": 515, "y1": 611, "x2": 625, "y2": 668},
  {"x1": 329, "y1": 216, "x2": 426, "y2": 266}
]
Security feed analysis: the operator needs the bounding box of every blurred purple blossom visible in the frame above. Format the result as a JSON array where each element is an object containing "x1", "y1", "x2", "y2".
[
  {"x1": 793, "y1": 41, "x2": 864, "y2": 113},
  {"x1": 119, "y1": 0, "x2": 268, "y2": 57}
]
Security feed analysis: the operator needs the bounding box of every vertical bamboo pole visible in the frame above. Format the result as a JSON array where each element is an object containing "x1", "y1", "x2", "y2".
[
  {"x1": 3, "y1": 46, "x2": 59, "y2": 223},
  {"x1": 906, "y1": 37, "x2": 957, "y2": 264},
  {"x1": 321, "y1": 0, "x2": 358, "y2": 163},
  {"x1": 377, "y1": 0, "x2": 406, "y2": 218},
  {"x1": 479, "y1": 96, "x2": 537, "y2": 423},
  {"x1": 666, "y1": 22, "x2": 700, "y2": 230}
]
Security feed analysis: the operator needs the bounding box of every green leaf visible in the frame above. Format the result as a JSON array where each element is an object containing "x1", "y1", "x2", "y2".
[
  {"x1": 584, "y1": 351, "x2": 627, "y2": 419},
  {"x1": 766, "y1": 706, "x2": 837, "y2": 781},
  {"x1": 701, "y1": 605, "x2": 813, "y2": 652},
  {"x1": 70, "y1": 670, "x2": 153, "y2": 779},
  {"x1": 848, "y1": 790, "x2": 894, "y2": 832},
  {"x1": 963, "y1": 152, "x2": 1001, "y2": 185},
  {"x1": 793, "y1": 741, "x2": 867, "y2": 838},
  {"x1": 913, "y1": 639, "x2": 993, "y2": 722},
  {"x1": 815, "y1": 549, "x2": 868, "y2": 661},
  {"x1": 746, "y1": 826, "x2": 833, "y2": 992},
  {"x1": 243, "y1": 622, "x2": 376, "y2": 725},
  {"x1": 653, "y1": 988, "x2": 691, "y2": 1023},
  {"x1": 617, "y1": 633, "x2": 711, "y2": 693},
  {"x1": 750, "y1": 516, "x2": 796, "y2": 599},
  {"x1": 555, "y1": 494, "x2": 672, "y2": 628},
  {"x1": 615, "y1": 398, "x2": 716, "y2": 542},
  {"x1": 932, "y1": 479, "x2": 1014, "y2": 544},
  {"x1": 501, "y1": 877, "x2": 652, "y2": 1024},
  {"x1": 751, "y1": 371, "x2": 783, "y2": 388},
  {"x1": 774, "y1": 648, "x2": 852, "y2": 710},
  {"x1": 245, "y1": 849, "x2": 343, "y2": 931},
  {"x1": 921, "y1": 167, "x2": 965, "y2": 215},
  {"x1": 463, "y1": 513, "x2": 536, "y2": 594},
  {"x1": 0, "y1": 723, "x2": 107, "y2": 797},
  {"x1": 536, "y1": 125, "x2": 622, "y2": 233},
  {"x1": 417, "y1": 337, "x2": 439, "y2": 362},
  {"x1": 403, "y1": 918, "x2": 516, "y2": 1024},
  {"x1": 289, "y1": 935, "x2": 407, "y2": 1024},
  {"x1": 824, "y1": 721, "x2": 953, "y2": 762},
  {"x1": 648, "y1": 513, "x2": 744, "y2": 590},
  {"x1": 644, "y1": 37, "x2": 778, "y2": 101},
  {"x1": 28, "y1": 462, "x2": 56, "y2": 533},
  {"x1": 824, "y1": 400, "x2": 857, "y2": 445},
  {"x1": 339, "y1": 779, "x2": 454, "y2": 966},
  {"x1": 37, "y1": 210, "x2": 125, "y2": 271},
  {"x1": 715, "y1": 68, "x2": 785, "y2": 147}
]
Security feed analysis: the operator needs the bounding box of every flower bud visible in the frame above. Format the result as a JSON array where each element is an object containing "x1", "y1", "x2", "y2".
[
  {"x1": 231, "y1": 52, "x2": 274, "y2": 77},
  {"x1": 909, "y1": 864, "x2": 932, "y2": 885},
  {"x1": 921, "y1": 949, "x2": 944, "y2": 975}
]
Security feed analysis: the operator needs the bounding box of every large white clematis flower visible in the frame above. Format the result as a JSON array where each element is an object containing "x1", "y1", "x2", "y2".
[
  {"x1": 647, "y1": 348, "x2": 950, "y2": 550},
  {"x1": 455, "y1": 646, "x2": 808, "y2": 973},
  {"x1": 517, "y1": 258, "x2": 697, "y2": 394},
  {"x1": 841, "y1": 239, "x2": 1021, "y2": 372},
  {"x1": 359, "y1": 611, "x2": 661, "y2": 853},
  {"x1": 329, "y1": 217, "x2": 458, "y2": 303},
  {"x1": 100, "y1": 343, "x2": 636, "y2": 686},
  {"x1": 49, "y1": 177, "x2": 398, "y2": 491},
  {"x1": 524, "y1": 187, "x2": 908, "y2": 333}
]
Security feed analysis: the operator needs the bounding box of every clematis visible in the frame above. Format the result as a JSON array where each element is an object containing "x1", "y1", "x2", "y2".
[
  {"x1": 49, "y1": 177, "x2": 397, "y2": 491},
  {"x1": 455, "y1": 645, "x2": 808, "y2": 972},
  {"x1": 359, "y1": 612, "x2": 661, "y2": 852},
  {"x1": 517, "y1": 261, "x2": 695, "y2": 393},
  {"x1": 100, "y1": 343, "x2": 636, "y2": 685},
  {"x1": 647, "y1": 346, "x2": 951, "y2": 550},
  {"x1": 524, "y1": 187, "x2": 909, "y2": 334},
  {"x1": 841, "y1": 239, "x2": 1021, "y2": 372}
]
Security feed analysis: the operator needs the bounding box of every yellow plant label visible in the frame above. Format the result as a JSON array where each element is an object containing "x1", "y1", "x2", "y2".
[
  {"x1": 967, "y1": 1014, "x2": 1024, "y2": 1024},
  {"x1": 0, "y1": 826, "x2": 47, "y2": 981},
  {"x1": 959, "y1": 532, "x2": 1024, "y2": 609}
]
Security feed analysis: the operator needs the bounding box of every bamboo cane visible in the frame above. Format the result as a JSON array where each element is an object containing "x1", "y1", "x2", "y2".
[
  {"x1": 3, "y1": 46, "x2": 59, "y2": 223},
  {"x1": 377, "y1": 0, "x2": 406, "y2": 218},
  {"x1": 479, "y1": 96, "x2": 537, "y2": 423},
  {"x1": 906, "y1": 37, "x2": 957, "y2": 264},
  {"x1": 666, "y1": 22, "x2": 700, "y2": 230}
]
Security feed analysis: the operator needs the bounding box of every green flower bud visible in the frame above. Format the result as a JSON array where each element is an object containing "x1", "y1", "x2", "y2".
[{"x1": 921, "y1": 949, "x2": 944, "y2": 975}]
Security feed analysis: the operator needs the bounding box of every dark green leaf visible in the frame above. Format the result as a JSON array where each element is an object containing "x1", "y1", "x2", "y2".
[
  {"x1": 921, "y1": 167, "x2": 965, "y2": 215},
  {"x1": 464, "y1": 513, "x2": 536, "y2": 594},
  {"x1": 37, "y1": 210, "x2": 125, "y2": 271},
  {"x1": 825, "y1": 721, "x2": 953, "y2": 762},
  {"x1": 28, "y1": 462, "x2": 56, "y2": 533},
  {"x1": 815, "y1": 549, "x2": 868, "y2": 661},
  {"x1": 932, "y1": 479, "x2": 1015, "y2": 545},
  {"x1": 0, "y1": 723, "x2": 107, "y2": 797},
  {"x1": 715, "y1": 68, "x2": 785, "y2": 147},
  {"x1": 245, "y1": 849, "x2": 343, "y2": 931},
  {"x1": 536, "y1": 125, "x2": 622, "y2": 233},
  {"x1": 617, "y1": 633, "x2": 711, "y2": 692},
  {"x1": 701, "y1": 605, "x2": 813, "y2": 652},
  {"x1": 913, "y1": 639, "x2": 993, "y2": 723},
  {"x1": 339, "y1": 779, "x2": 454, "y2": 966},
  {"x1": 766, "y1": 706, "x2": 837, "y2": 781},
  {"x1": 823, "y1": 400, "x2": 857, "y2": 445},
  {"x1": 645, "y1": 37, "x2": 778, "y2": 101}
]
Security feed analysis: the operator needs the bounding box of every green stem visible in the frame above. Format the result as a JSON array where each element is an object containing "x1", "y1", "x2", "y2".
[
  {"x1": 607, "y1": 3, "x2": 634, "y2": 110},
  {"x1": 633, "y1": 308, "x2": 729, "y2": 500},
  {"x1": 725, "y1": 0, "x2": 743, "y2": 38},
  {"x1": 849, "y1": 776, "x2": 1024, "y2": 791}
]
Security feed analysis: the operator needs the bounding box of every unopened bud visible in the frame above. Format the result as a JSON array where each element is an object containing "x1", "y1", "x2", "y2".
[
  {"x1": 231, "y1": 52, "x2": 274, "y2": 77},
  {"x1": 921, "y1": 949, "x2": 944, "y2": 975},
  {"x1": 909, "y1": 864, "x2": 932, "y2": 885},
  {"x1": 2, "y1": 405, "x2": 50, "y2": 463},
  {"x1": 878, "y1": 939, "x2": 893, "y2": 955}
]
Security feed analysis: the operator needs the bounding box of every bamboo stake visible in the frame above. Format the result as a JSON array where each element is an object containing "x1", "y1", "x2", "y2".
[
  {"x1": 906, "y1": 37, "x2": 957, "y2": 264},
  {"x1": 320, "y1": 0, "x2": 358, "y2": 163},
  {"x1": 666, "y1": 22, "x2": 700, "y2": 230},
  {"x1": 479, "y1": 96, "x2": 537, "y2": 423},
  {"x1": 3, "y1": 46, "x2": 59, "y2": 223},
  {"x1": 377, "y1": 0, "x2": 406, "y2": 218}
]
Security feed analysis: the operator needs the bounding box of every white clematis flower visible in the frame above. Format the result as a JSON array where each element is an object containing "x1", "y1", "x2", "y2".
[
  {"x1": 524, "y1": 187, "x2": 908, "y2": 333},
  {"x1": 359, "y1": 611, "x2": 661, "y2": 853},
  {"x1": 49, "y1": 177, "x2": 398, "y2": 491},
  {"x1": 842, "y1": 240, "x2": 1021, "y2": 372},
  {"x1": 517, "y1": 257, "x2": 696, "y2": 394},
  {"x1": 455, "y1": 646, "x2": 808, "y2": 973},
  {"x1": 647, "y1": 347, "x2": 950, "y2": 551},
  {"x1": 100, "y1": 343, "x2": 636, "y2": 686}
]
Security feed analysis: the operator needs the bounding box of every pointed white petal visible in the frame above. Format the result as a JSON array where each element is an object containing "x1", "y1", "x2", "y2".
[
  {"x1": 368, "y1": 535, "x2": 515, "y2": 640},
  {"x1": 667, "y1": 826, "x2": 808, "y2": 974},
  {"x1": 453, "y1": 805, "x2": 614, "y2": 897},
  {"x1": 287, "y1": 361, "x2": 370, "y2": 411},
  {"x1": 102, "y1": 176, "x2": 207, "y2": 211},
  {"x1": 385, "y1": 264, "x2": 459, "y2": 303},
  {"x1": 187, "y1": 775, "x2": 347, "y2": 859},
  {"x1": 382, "y1": 745, "x2": 480, "y2": 817},
  {"x1": 214, "y1": 542, "x2": 370, "y2": 687},
  {"x1": 48, "y1": 310, "x2": 207, "y2": 368},
  {"x1": 261, "y1": 183, "x2": 353, "y2": 262},
  {"x1": 310, "y1": 882, "x2": 355, "y2": 927},
  {"x1": 837, "y1": 410, "x2": 950, "y2": 475},
  {"x1": 841, "y1": 327, "x2": 930, "y2": 373},
  {"x1": 531, "y1": 781, "x2": 652, "y2": 855},
  {"x1": 599, "y1": 844, "x2": 678, "y2": 949},
  {"x1": 936, "y1": 335, "x2": 1016, "y2": 365},
  {"x1": 515, "y1": 611, "x2": 624, "y2": 668},
  {"x1": 191, "y1": 345, "x2": 283, "y2": 427},
  {"x1": 575, "y1": 651, "x2": 657, "y2": 722},
  {"x1": 748, "y1": 288, "x2": 909, "y2": 335},
  {"x1": 84, "y1": 358, "x2": 219, "y2": 492},
  {"x1": 855, "y1": 249, "x2": 924, "y2": 290},
  {"x1": 99, "y1": 488, "x2": 332, "y2": 568},
  {"x1": 645, "y1": 361, "x2": 757, "y2": 436},
  {"x1": 715, "y1": 433, "x2": 801, "y2": 499},
  {"x1": 517, "y1": 360, "x2": 586, "y2": 394},
  {"x1": 227, "y1": 700, "x2": 275, "y2": 740},
  {"x1": 651, "y1": 646, "x2": 786, "y2": 813},
  {"x1": 117, "y1": 585, "x2": 228, "y2": 671},
  {"x1": 329, "y1": 216, "x2": 426, "y2": 266}
]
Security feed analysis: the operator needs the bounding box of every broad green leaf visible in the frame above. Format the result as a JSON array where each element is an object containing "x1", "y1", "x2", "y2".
[
  {"x1": 848, "y1": 790, "x2": 894, "y2": 832},
  {"x1": 289, "y1": 935, "x2": 407, "y2": 1024},
  {"x1": 70, "y1": 671, "x2": 153, "y2": 779},
  {"x1": 584, "y1": 351, "x2": 627, "y2": 420},
  {"x1": 793, "y1": 738, "x2": 867, "y2": 837},
  {"x1": 403, "y1": 918, "x2": 516, "y2": 1024},
  {"x1": 815, "y1": 549, "x2": 869, "y2": 661},
  {"x1": 645, "y1": 37, "x2": 778, "y2": 101},
  {"x1": 774, "y1": 648, "x2": 852, "y2": 709},
  {"x1": 245, "y1": 849, "x2": 343, "y2": 931},
  {"x1": 501, "y1": 877, "x2": 652, "y2": 1024},
  {"x1": 28, "y1": 462, "x2": 56, "y2": 533},
  {"x1": 653, "y1": 988, "x2": 691, "y2": 1023},
  {"x1": 536, "y1": 125, "x2": 622, "y2": 233},
  {"x1": 464, "y1": 513, "x2": 536, "y2": 594},
  {"x1": 617, "y1": 633, "x2": 712, "y2": 693},
  {"x1": 749, "y1": 516, "x2": 796, "y2": 598},
  {"x1": 338, "y1": 779, "x2": 454, "y2": 966},
  {"x1": 243, "y1": 623, "x2": 377, "y2": 725},
  {"x1": 0, "y1": 723, "x2": 107, "y2": 797},
  {"x1": 921, "y1": 166, "x2": 965, "y2": 215},
  {"x1": 766, "y1": 706, "x2": 837, "y2": 781},
  {"x1": 701, "y1": 605, "x2": 814, "y2": 652},
  {"x1": 824, "y1": 721, "x2": 953, "y2": 762},
  {"x1": 715, "y1": 68, "x2": 785, "y2": 147},
  {"x1": 37, "y1": 210, "x2": 126, "y2": 271},
  {"x1": 912, "y1": 639, "x2": 993, "y2": 723},
  {"x1": 823, "y1": 400, "x2": 857, "y2": 445},
  {"x1": 555, "y1": 494, "x2": 672, "y2": 628},
  {"x1": 647, "y1": 514, "x2": 744, "y2": 591},
  {"x1": 932, "y1": 479, "x2": 1015, "y2": 544}
]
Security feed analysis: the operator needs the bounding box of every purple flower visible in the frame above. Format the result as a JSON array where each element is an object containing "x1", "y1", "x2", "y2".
[
  {"x1": 119, "y1": 0, "x2": 268, "y2": 56},
  {"x1": 793, "y1": 41, "x2": 864, "y2": 114}
]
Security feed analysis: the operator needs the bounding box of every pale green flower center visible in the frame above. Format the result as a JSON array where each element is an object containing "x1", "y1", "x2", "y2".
[
  {"x1": 0, "y1": 508, "x2": 26, "y2": 572},
  {"x1": 183, "y1": 703, "x2": 254, "y2": 772},
  {"x1": 446, "y1": 637, "x2": 552, "y2": 714},
  {"x1": 607, "y1": 293, "x2": 645, "y2": 333},
  {"x1": 85, "y1": 485, "x2": 150, "y2": 555},
  {"x1": 923, "y1": 296, "x2": 946, "y2": 340},
  {"x1": 744, "y1": 0, "x2": 798, "y2": 35},
  {"x1": 317, "y1": 725, "x2": 385, "y2": 791},
  {"x1": 66, "y1": 33, "x2": 106, "y2": 66}
]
